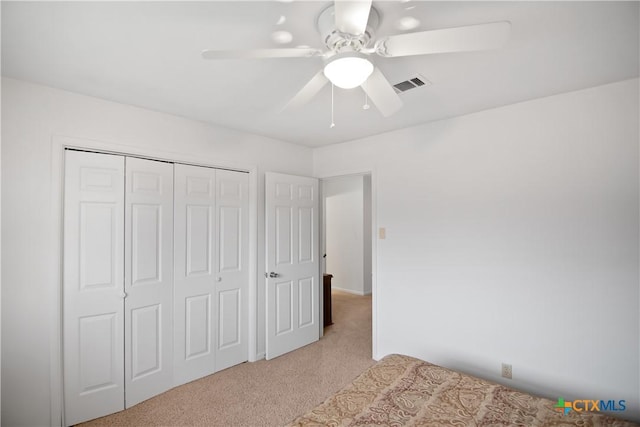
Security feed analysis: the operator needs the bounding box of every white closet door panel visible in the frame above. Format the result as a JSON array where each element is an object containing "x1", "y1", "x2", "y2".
[
  {"x1": 173, "y1": 164, "x2": 217, "y2": 386},
  {"x1": 215, "y1": 170, "x2": 249, "y2": 371},
  {"x1": 64, "y1": 150, "x2": 125, "y2": 426},
  {"x1": 124, "y1": 157, "x2": 174, "y2": 407}
]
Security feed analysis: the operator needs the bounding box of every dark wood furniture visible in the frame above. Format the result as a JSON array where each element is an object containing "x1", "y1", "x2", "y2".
[{"x1": 323, "y1": 274, "x2": 333, "y2": 327}]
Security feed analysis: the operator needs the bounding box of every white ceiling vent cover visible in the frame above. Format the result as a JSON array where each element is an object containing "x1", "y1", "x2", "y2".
[{"x1": 393, "y1": 74, "x2": 431, "y2": 93}]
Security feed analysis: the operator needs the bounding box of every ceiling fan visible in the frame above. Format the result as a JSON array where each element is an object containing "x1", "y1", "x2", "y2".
[{"x1": 202, "y1": 0, "x2": 510, "y2": 117}]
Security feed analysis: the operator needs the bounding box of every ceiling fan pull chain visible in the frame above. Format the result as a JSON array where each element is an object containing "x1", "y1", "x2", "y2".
[
  {"x1": 330, "y1": 83, "x2": 336, "y2": 128},
  {"x1": 363, "y1": 92, "x2": 370, "y2": 110}
]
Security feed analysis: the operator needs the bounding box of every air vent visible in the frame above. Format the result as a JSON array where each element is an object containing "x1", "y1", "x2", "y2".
[{"x1": 393, "y1": 74, "x2": 431, "y2": 94}]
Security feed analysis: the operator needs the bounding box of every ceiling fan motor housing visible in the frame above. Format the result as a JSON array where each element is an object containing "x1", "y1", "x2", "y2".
[{"x1": 316, "y1": 4, "x2": 380, "y2": 54}]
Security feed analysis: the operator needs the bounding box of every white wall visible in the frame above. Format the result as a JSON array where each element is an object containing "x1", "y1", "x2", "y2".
[
  {"x1": 3, "y1": 75, "x2": 638, "y2": 424},
  {"x1": 0, "y1": 77, "x2": 313, "y2": 426},
  {"x1": 324, "y1": 175, "x2": 367, "y2": 295},
  {"x1": 0, "y1": 55, "x2": 3, "y2": 427},
  {"x1": 314, "y1": 79, "x2": 640, "y2": 422}
]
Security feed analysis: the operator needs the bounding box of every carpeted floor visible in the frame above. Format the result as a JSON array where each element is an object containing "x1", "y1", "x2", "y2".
[{"x1": 79, "y1": 290, "x2": 373, "y2": 426}]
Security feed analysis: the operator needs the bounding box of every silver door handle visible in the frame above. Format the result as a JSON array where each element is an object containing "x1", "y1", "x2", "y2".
[
  {"x1": 119, "y1": 291, "x2": 128, "y2": 299},
  {"x1": 265, "y1": 272, "x2": 279, "y2": 278}
]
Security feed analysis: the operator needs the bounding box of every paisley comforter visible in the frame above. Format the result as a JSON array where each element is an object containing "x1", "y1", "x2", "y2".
[{"x1": 289, "y1": 354, "x2": 636, "y2": 426}]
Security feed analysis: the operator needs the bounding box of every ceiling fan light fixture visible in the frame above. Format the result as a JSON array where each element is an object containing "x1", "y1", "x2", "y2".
[{"x1": 323, "y1": 53, "x2": 374, "y2": 89}]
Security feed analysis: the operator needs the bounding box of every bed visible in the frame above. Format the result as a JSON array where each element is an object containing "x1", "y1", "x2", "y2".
[{"x1": 288, "y1": 354, "x2": 636, "y2": 426}]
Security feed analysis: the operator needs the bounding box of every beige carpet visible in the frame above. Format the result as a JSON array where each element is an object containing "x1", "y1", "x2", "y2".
[{"x1": 79, "y1": 290, "x2": 374, "y2": 426}]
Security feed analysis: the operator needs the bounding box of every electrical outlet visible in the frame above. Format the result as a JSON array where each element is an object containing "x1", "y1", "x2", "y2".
[{"x1": 501, "y1": 363, "x2": 512, "y2": 379}]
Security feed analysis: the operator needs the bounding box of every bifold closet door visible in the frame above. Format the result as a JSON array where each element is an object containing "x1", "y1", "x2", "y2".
[
  {"x1": 63, "y1": 150, "x2": 126, "y2": 425},
  {"x1": 124, "y1": 157, "x2": 174, "y2": 407},
  {"x1": 65, "y1": 152, "x2": 248, "y2": 423},
  {"x1": 173, "y1": 164, "x2": 217, "y2": 385},
  {"x1": 214, "y1": 169, "x2": 249, "y2": 371},
  {"x1": 173, "y1": 165, "x2": 249, "y2": 385}
]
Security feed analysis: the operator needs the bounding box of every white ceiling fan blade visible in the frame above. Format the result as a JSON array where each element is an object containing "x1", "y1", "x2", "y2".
[
  {"x1": 360, "y1": 68, "x2": 403, "y2": 117},
  {"x1": 334, "y1": 0, "x2": 372, "y2": 35},
  {"x1": 202, "y1": 48, "x2": 323, "y2": 60},
  {"x1": 378, "y1": 21, "x2": 511, "y2": 57},
  {"x1": 282, "y1": 70, "x2": 329, "y2": 111}
]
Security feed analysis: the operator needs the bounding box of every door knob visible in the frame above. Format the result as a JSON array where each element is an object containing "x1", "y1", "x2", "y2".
[
  {"x1": 267, "y1": 272, "x2": 279, "y2": 278},
  {"x1": 119, "y1": 291, "x2": 128, "y2": 299},
  {"x1": 216, "y1": 277, "x2": 222, "y2": 282}
]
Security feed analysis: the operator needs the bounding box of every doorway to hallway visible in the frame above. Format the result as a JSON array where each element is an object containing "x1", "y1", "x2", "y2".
[{"x1": 320, "y1": 173, "x2": 372, "y2": 349}]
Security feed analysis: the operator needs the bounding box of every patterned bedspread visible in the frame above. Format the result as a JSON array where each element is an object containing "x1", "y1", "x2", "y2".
[{"x1": 288, "y1": 354, "x2": 637, "y2": 426}]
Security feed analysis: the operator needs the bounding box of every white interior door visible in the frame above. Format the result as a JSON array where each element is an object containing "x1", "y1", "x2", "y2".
[
  {"x1": 214, "y1": 169, "x2": 249, "y2": 371},
  {"x1": 265, "y1": 172, "x2": 319, "y2": 360},
  {"x1": 173, "y1": 164, "x2": 217, "y2": 385},
  {"x1": 63, "y1": 150, "x2": 125, "y2": 425},
  {"x1": 124, "y1": 157, "x2": 174, "y2": 407}
]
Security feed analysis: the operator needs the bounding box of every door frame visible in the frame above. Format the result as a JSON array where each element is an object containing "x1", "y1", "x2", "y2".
[
  {"x1": 49, "y1": 134, "x2": 259, "y2": 426},
  {"x1": 316, "y1": 169, "x2": 378, "y2": 359}
]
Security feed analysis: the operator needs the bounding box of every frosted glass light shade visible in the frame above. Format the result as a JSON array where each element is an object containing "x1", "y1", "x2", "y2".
[{"x1": 323, "y1": 55, "x2": 374, "y2": 89}]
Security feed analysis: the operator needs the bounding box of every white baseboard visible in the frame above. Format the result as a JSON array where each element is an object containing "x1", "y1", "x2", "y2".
[
  {"x1": 255, "y1": 352, "x2": 265, "y2": 361},
  {"x1": 331, "y1": 286, "x2": 371, "y2": 296}
]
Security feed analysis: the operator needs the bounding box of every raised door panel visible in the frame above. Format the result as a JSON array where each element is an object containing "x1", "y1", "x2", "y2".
[
  {"x1": 130, "y1": 305, "x2": 162, "y2": 379},
  {"x1": 275, "y1": 281, "x2": 293, "y2": 336},
  {"x1": 219, "y1": 207, "x2": 241, "y2": 272},
  {"x1": 124, "y1": 157, "x2": 174, "y2": 407},
  {"x1": 79, "y1": 203, "x2": 118, "y2": 289},
  {"x1": 185, "y1": 295, "x2": 211, "y2": 359},
  {"x1": 218, "y1": 289, "x2": 240, "y2": 349},
  {"x1": 173, "y1": 164, "x2": 217, "y2": 386},
  {"x1": 63, "y1": 150, "x2": 125, "y2": 425},
  {"x1": 78, "y1": 313, "x2": 119, "y2": 394},
  {"x1": 131, "y1": 205, "x2": 161, "y2": 285},
  {"x1": 298, "y1": 207, "x2": 314, "y2": 264},
  {"x1": 298, "y1": 277, "x2": 314, "y2": 328},
  {"x1": 275, "y1": 206, "x2": 293, "y2": 266},
  {"x1": 214, "y1": 170, "x2": 249, "y2": 372},
  {"x1": 186, "y1": 205, "x2": 212, "y2": 276}
]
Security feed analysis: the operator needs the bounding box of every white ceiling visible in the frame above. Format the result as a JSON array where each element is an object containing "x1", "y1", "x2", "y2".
[{"x1": 2, "y1": 1, "x2": 638, "y2": 147}]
